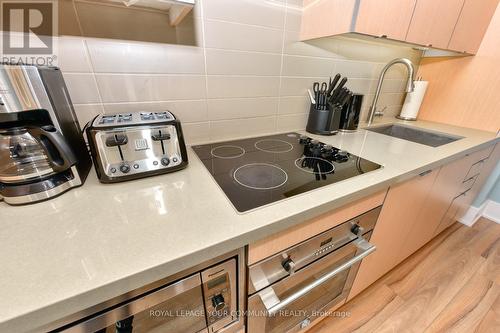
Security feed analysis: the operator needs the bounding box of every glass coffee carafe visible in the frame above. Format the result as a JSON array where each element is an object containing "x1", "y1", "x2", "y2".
[
  {"x1": 0, "y1": 64, "x2": 92, "y2": 205},
  {"x1": 0, "y1": 125, "x2": 76, "y2": 184}
]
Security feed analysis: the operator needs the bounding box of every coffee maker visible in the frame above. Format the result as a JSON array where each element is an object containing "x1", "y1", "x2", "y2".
[{"x1": 0, "y1": 64, "x2": 91, "y2": 205}]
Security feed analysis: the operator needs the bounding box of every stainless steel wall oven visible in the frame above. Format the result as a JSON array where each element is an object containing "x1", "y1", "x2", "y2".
[
  {"x1": 48, "y1": 248, "x2": 245, "y2": 333},
  {"x1": 247, "y1": 207, "x2": 381, "y2": 332}
]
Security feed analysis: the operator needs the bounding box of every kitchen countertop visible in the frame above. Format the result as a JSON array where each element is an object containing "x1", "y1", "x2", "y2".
[{"x1": 0, "y1": 119, "x2": 498, "y2": 333}]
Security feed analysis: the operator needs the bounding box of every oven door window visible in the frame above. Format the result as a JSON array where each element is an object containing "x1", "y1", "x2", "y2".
[
  {"x1": 248, "y1": 242, "x2": 358, "y2": 333},
  {"x1": 66, "y1": 274, "x2": 208, "y2": 333}
]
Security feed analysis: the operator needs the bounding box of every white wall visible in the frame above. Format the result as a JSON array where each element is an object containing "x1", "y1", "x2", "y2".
[
  {"x1": 473, "y1": 161, "x2": 500, "y2": 206},
  {"x1": 57, "y1": 0, "x2": 421, "y2": 144}
]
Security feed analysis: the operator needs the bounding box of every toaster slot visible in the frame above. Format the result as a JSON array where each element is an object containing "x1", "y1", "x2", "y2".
[
  {"x1": 151, "y1": 132, "x2": 171, "y2": 141},
  {"x1": 105, "y1": 133, "x2": 128, "y2": 162},
  {"x1": 105, "y1": 134, "x2": 128, "y2": 147},
  {"x1": 152, "y1": 130, "x2": 171, "y2": 155}
]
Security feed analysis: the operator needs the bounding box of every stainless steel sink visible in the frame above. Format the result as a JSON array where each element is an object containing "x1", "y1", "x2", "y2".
[{"x1": 366, "y1": 124, "x2": 463, "y2": 147}]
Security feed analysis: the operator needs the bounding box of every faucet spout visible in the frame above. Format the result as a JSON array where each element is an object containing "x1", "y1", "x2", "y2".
[
  {"x1": 405, "y1": 78, "x2": 415, "y2": 93},
  {"x1": 367, "y1": 58, "x2": 415, "y2": 126}
]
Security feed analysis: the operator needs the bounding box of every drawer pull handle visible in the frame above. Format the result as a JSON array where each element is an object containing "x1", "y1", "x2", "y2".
[
  {"x1": 419, "y1": 170, "x2": 432, "y2": 177},
  {"x1": 259, "y1": 238, "x2": 376, "y2": 316}
]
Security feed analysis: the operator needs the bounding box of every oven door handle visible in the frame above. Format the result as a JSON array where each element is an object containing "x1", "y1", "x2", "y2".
[{"x1": 261, "y1": 238, "x2": 376, "y2": 316}]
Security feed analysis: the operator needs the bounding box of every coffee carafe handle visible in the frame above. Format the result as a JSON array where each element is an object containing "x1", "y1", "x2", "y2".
[{"x1": 27, "y1": 126, "x2": 77, "y2": 172}]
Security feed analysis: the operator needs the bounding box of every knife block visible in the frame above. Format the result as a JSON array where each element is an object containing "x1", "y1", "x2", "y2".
[
  {"x1": 339, "y1": 94, "x2": 363, "y2": 132},
  {"x1": 306, "y1": 103, "x2": 341, "y2": 136}
]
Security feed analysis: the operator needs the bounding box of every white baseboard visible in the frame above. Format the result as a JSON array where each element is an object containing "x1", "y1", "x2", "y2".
[
  {"x1": 483, "y1": 200, "x2": 500, "y2": 224},
  {"x1": 459, "y1": 200, "x2": 500, "y2": 226},
  {"x1": 458, "y1": 205, "x2": 483, "y2": 226}
]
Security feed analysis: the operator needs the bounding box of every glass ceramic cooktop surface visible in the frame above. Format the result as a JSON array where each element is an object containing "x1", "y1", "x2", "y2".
[{"x1": 192, "y1": 133, "x2": 382, "y2": 213}]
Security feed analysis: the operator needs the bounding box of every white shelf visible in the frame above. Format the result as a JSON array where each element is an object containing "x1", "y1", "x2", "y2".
[{"x1": 107, "y1": 0, "x2": 194, "y2": 26}]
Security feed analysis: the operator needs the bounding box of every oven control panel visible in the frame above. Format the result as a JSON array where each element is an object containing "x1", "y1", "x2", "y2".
[
  {"x1": 201, "y1": 259, "x2": 237, "y2": 333},
  {"x1": 206, "y1": 282, "x2": 230, "y2": 323}
]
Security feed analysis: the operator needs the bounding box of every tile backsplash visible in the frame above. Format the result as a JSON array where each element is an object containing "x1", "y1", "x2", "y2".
[{"x1": 59, "y1": 0, "x2": 422, "y2": 144}]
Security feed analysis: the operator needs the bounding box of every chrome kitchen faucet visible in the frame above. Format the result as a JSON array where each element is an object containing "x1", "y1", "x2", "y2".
[{"x1": 367, "y1": 58, "x2": 415, "y2": 126}]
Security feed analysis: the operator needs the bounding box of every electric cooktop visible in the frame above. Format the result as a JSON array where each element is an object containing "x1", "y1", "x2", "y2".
[{"x1": 192, "y1": 133, "x2": 382, "y2": 213}]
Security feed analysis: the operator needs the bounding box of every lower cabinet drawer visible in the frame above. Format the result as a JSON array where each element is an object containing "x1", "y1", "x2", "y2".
[
  {"x1": 435, "y1": 191, "x2": 468, "y2": 236},
  {"x1": 462, "y1": 145, "x2": 495, "y2": 179},
  {"x1": 464, "y1": 160, "x2": 485, "y2": 180},
  {"x1": 458, "y1": 175, "x2": 477, "y2": 194}
]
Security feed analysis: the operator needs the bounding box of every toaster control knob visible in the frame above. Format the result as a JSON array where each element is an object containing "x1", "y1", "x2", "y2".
[
  {"x1": 120, "y1": 164, "x2": 131, "y2": 173},
  {"x1": 211, "y1": 294, "x2": 226, "y2": 312},
  {"x1": 161, "y1": 157, "x2": 170, "y2": 166}
]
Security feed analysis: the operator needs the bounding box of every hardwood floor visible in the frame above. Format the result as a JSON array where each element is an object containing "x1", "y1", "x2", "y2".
[{"x1": 308, "y1": 218, "x2": 500, "y2": 333}]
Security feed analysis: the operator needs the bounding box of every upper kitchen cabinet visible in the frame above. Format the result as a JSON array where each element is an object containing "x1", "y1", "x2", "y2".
[
  {"x1": 405, "y1": 0, "x2": 465, "y2": 49},
  {"x1": 301, "y1": 0, "x2": 415, "y2": 41},
  {"x1": 355, "y1": 0, "x2": 417, "y2": 41},
  {"x1": 301, "y1": 0, "x2": 500, "y2": 55},
  {"x1": 447, "y1": 0, "x2": 500, "y2": 53}
]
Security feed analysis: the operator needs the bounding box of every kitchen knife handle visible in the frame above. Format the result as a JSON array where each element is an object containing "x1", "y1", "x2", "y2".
[
  {"x1": 331, "y1": 77, "x2": 348, "y2": 101},
  {"x1": 328, "y1": 74, "x2": 341, "y2": 96}
]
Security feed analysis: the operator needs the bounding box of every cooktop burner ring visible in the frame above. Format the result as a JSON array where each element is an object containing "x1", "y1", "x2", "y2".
[
  {"x1": 294, "y1": 157, "x2": 336, "y2": 175},
  {"x1": 254, "y1": 139, "x2": 294, "y2": 153},
  {"x1": 233, "y1": 163, "x2": 288, "y2": 190},
  {"x1": 210, "y1": 145, "x2": 246, "y2": 159}
]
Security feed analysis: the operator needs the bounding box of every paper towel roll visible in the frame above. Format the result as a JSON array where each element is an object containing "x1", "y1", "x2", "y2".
[{"x1": 398, "y1": 81, "x2": 428, "y2": 120}]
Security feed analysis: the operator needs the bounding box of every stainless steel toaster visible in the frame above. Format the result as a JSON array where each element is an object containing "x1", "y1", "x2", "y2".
[{"x1": 86, "y1": 111, "x2": 188, "y2": 183}]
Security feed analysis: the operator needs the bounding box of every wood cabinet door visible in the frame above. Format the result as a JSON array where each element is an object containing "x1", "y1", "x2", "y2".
[
  {"x1": 348, "y1": 145, "x2": 497, "y2": 300},
  {"x1": 355, "y1": 0, "x2": 417, "y2": 40},
  {"x1": 397, "y1": 156, "x2": 473, "y2": 261},
  {"x1": 448, "y1": 0, "x2": 500, "y2": 54},
  {"x1": 348, "y1": 170, "x2": 437, "y2": 300},
  {"x1": 435, "y1": 192, "x2": 467, "y2": 235},
  {"x1": 406, "y1": 0, "x2": 465, "y2": 49}
]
